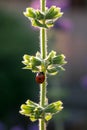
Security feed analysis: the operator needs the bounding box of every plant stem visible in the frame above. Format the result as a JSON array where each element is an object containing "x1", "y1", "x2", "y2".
[
  {"x1": 40, "y1": 0, "x2": 46, "y2": 12},
  {"x1": 39, "y1": 0, "x2": 47, "y2": 130}
]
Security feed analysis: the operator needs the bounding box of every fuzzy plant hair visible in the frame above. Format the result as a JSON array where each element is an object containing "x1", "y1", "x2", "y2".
[{"x1": 19, "y1": 0, "x2": 67, "y2": 130}]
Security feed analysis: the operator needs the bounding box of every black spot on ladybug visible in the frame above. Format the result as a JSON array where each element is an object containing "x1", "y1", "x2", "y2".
[{"x1": 35, "y1": 72, "x2": 45, "y2": 84}]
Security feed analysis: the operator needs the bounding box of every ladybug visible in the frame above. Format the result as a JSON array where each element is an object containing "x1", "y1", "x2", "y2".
[{"x1": 35, "y1": 72, "x2": 45, "y2": 84}]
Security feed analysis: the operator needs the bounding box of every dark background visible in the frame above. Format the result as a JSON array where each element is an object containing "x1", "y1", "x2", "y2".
[{"x1": 0, "y1": 0, "x2": 87, "y2": 130}]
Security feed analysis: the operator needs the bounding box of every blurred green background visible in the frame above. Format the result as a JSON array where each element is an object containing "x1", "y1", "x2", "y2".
[{"x1": 0, "y1": 0, "x2": 87, "y2": 130}]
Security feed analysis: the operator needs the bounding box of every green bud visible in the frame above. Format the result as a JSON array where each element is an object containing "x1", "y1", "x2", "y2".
[
  {"x1": 44, "y1": 101, "x2": 63, "y2": 114},
  {"x1": 26, "y1": 100, "x2": 39, "y2": 107},
  {"x1": 46, "y1": 20, "x2": 54, "y2": 28},
  {"x1": 22, "y1": 65, "x2": 32, "y2": 70},
  {"x1": 32, "y1": 66, "x2": 39, "y2": 72},
  {"x1": 47, "y1": 65, "x2": 58, "y2": 75},
  {"x1": 36, "y1": 10, "x2": 44, "y2": 20},
  {"x1": 47, "y1": 51, "x2": 56, "y2": 59},
  {"x1": 47, "y1": 65, "x2": 65, "y2": 75},
  {"x1": 23, "y1": 8, "x2": 36, "y2": 18},
  {"x1": 20, "y1": 104, "x2": 34, "y2": 116},
  {"x1": 45, "y1": 6, "x2": 63, "y2": 20},
  {"x1": 55, "y1": 12, "x2": 63, "y2": 19},
  {"x1": 34, "y1": 107, "x2": 43, "y2": 117},
  {"x1": 46, "y1": 51, "x2": 56, "y2": 64},
  {"x1": 45, "y1": 113, "x2": 52, "y2": 121},
  {"x1": 19, "y1": 110, "x2": 31, "y2": 116},
  {"x1": 22, "y1": 54, "x2": 41, "y2": 72},
  {"x1": 22, "y1": 54, "x2": 30, "y2": 66},
  {"x1": 32, "y1": 19, "x2": 47, "y2": 28},
  {"x1": 30, "y1": 115, "x2": 37, "y2": 122},
  {"x1": 52, "y1": 54, "x2": 67, "y2": 65},
  {"x1": 53, "y1": 7, "x2": 63, "y2": 19},
  {"x1": 36, "y1": 51, "x2": 41, "y2": 59},
  {"x1": 30, "y1": 56, "x2": 41, "y2": 66},
  {"x1": 23, "y1": 54, "x2": 30, "y2": 61},
  {"x1": 45, "y1": 6, "x2": 55, "y2": 19},
  {"x1": 22, "y1": 61, "x2": 30, "y2": 66},
  {"x1": 23, "y1": 65, "x2": 39, "y2": 72}
]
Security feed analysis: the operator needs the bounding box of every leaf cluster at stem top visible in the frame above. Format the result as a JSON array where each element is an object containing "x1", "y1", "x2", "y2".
[{"x1": 23, "y1": 6, "x2": 63, "y2": 28}]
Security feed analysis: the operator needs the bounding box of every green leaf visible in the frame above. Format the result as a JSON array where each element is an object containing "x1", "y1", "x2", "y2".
[
  {"x1": 22, "y1": 66, "x2": 32, "y2": 70},
  {"x1": 22, "y1": 54, "x2": 31, "y2": 66},
  {"x1": 46, "y1": 20, "x2": 54, "y2": 28},
  {"x1": 22, "y1": 54, "x2": 42, "y2": 72},
  {"x1": 47, "y1": 51, "x2": 56, "y2": 59},
  {"x1": 30, "y1": 115, "x2": 37, "y2": 122},
  {"x1": 44, "y1": 101, "x2": 63, "y2": 114},
  {"x1": 32, "y1": 19, "x2": 47, "y2": 28},
  {"x1": 36, "y1": 10, "x2": 44, "y2": 20},
  {"x1": 45, "y1": 51, "x2": 67, "y2": 75},
  {"x1": 32, "y1": 66, "x2": 39, "y2": 72},
  {"x1": 45, "y1": 6, "x2": 63, "y2": 20},
  {"x1": 45, "y1": 6, "x2": 55, "y2": 19},
  {"x1": 52, "y1": 54, "x2": 67, "y2": 65},
  {"x1": 23, "y1": 65, "x2": 39, "y2": 72},
  {"x1": 20, "y1": 104, "x2": 34, "y2": 116},
  {"x1": 56, "y1": 66, "x2": 65, "y2": 71},
  {"x1": 47, "y1": 65, "x2": 58, "y2": 75},
  {"x1": 22, "y1": 61, "x2": 30, "y2": 66},
  {"x1": 36, "y1": 51, "x2": 41, "y2": 59},
  {"x1": 53, "y1": 12, "x2": 63, "y2": 19},
  {"x1": 26, "y1": 100, "x2": 39, "y2": 107},
  {"x1": 23, "y1": 8, "x2": 36, "y2": 18},
  {"x1": 46, "y1": 51, "x2": 56, "y2": 64},
  {"x1": 47, "y1": 64, "x2": 65, "y2": 75},
  {"x1": 52, "y1": 7, "x2": 62, "y2": 19},
  {"x1": 31, "y1": 56, "x2": 41, "y2": 66},
  {"x1": 19, "y1": 100, "x2": 44, "y2": 122},
  {"x1": 23, "y1": 54, "x2": 30, "y2": 61}
]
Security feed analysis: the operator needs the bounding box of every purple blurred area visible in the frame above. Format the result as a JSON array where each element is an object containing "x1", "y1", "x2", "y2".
[
  {"x1": 80, "y1": 75, "x2": 87, "y2": 89},
  {"x1": 0, "y1": 0, "x2": 87, "y2": 130},
  {"x1": 10, "y1": 126, "x2": 24, "y2": 130},
  {"x1": 27, "y1": 124, "x2": 38, "y2": 130},
  {"x1": 0, "y1": 122, "x2": 6, "y2": 130},
  {"x1": 30, "y1": 0, "x2": 70, "y2": 9}
]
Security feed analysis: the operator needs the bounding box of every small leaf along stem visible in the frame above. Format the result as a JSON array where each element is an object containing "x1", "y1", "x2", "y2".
[{"x1": 39, "y1": 0, "x2": 47, "y2": 130}]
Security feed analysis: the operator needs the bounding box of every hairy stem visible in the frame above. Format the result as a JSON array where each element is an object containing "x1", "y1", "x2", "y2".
[
  {"x1": 39, "y1": 0, "x2": 47, "y2": 130},
  {"x1": 40, "y1": 29, "x2": 47, "y2": 59}
]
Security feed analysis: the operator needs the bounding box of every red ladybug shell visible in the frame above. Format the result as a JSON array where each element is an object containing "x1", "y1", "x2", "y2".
[{"x1": 35, "y1": 72, "x2": 45, "y2": 84}]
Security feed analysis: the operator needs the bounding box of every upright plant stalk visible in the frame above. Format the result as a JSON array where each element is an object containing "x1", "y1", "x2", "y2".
[
  {"x1": 39, "y1": 0, "x2": 47, "y2": 130},
  {"x1": 20, "y1": 1, "x2": 66, "y2": 130}
]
